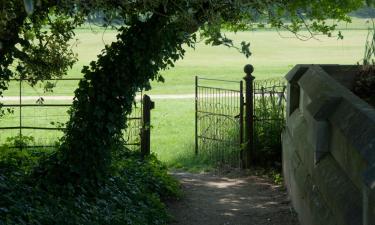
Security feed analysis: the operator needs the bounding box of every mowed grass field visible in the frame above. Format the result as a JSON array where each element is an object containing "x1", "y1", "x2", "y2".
[
  {"x1": 3, "y1": 19, "x2": 369, "y2": 96},
  {"x1": 0, "y1": 18, "x2": 370, "y2": 168}
]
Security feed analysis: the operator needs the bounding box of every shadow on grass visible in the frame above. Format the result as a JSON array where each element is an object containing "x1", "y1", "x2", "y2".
[
  {"x1": 164, "y1": 144, "x2": 242, "y2": 173},
  {"x1": 166, "y1": 149, "x2": 216, "y2": 173}
]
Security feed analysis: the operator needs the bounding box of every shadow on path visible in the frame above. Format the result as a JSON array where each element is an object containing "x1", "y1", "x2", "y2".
[{"x1": 167, "y1": 172, "x2": 299, "y2": 225}]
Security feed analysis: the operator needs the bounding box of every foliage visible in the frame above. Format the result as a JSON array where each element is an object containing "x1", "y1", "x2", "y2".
[
  {"x1": 354, "y1": 19, "x2": 375, "y2": 106},
  {"x1": 0, "y1": 149, "x2": 180, "y2": 225},
  {"x1": 354, "y1": 68, "x2": 375, "y2": 106},
  {"x1": 5, "y1": 134, "x2": 35, "y2": 149},
  {"x1": 0, "y1": 1, "x2": 81, "y2": 94},
  {"x1": 271, "y1": 171, "x2": 283, "y2": 185},
  {"x1": 0, "y1": 145, "x2": 40, "y2": 178}
]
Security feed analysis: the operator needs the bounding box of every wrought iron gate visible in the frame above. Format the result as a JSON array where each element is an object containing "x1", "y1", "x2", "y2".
[
  {"x1": 0, "y1": 78, "x2": 154, "y2": 156},
  {"x1": 195, "y1": 77, "x2": 244, "y2": 167},
  {"x1": 195, "y1": 65, "x2": 287, "y2": 168}
]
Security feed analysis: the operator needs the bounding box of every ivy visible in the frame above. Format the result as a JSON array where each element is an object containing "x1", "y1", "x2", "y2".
[{"x1": 0, "y1": 149, "x2": 180, "y2": 225}]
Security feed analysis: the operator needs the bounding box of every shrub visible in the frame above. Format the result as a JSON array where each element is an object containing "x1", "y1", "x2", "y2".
[{"x1": 0, "y1": 148, "x2": 180, "y2": 225}]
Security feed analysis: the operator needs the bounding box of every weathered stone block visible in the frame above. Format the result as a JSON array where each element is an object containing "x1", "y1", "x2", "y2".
[{"x1": 282, "y1": 64, "x2": 375, "y2": 225}]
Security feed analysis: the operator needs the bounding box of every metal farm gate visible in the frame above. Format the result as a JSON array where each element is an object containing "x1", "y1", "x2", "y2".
[
  {"x1": 195, "y1": 64, "x2": 287, "y2": 168},
  {"x1": 195, "y1": 77, "x2": 244, "y2": 167},
  {"x1": 0, "y1": 78, "x2": 154, "y2": 156}
]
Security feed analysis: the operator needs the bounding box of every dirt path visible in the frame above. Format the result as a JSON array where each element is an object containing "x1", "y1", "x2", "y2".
[{"x1": 167, "y1": 172, "x2": 299, "y2": 225}]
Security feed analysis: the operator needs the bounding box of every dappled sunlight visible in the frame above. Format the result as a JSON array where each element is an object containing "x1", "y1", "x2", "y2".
[
  {"x1": 205, "y1": 179, "x2": 247, "y2": 188},
  {"x1": 168, "y1": 172, "x2": 298, "y2": 225}
]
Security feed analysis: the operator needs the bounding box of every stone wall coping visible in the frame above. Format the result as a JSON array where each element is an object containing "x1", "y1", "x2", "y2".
[{"x1": 285, "y1": 64, "x2": 375, "y2": 189}]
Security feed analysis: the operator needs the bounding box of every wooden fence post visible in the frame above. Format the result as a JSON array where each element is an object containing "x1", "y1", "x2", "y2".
[
  {"x1": 244, "y1": 64, "x2": 255, "y2": 168},
  {"x1": 141, "y1": 94, "x2": 154, "y2": 157}
]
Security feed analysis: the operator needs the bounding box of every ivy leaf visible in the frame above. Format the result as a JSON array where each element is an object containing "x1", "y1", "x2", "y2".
[
  {"x1": 241, "y1": 41, "x2": 251, "y2": 58},
  {"x1": 156, "y1": 75, "x2": 165, "y2": 83}
]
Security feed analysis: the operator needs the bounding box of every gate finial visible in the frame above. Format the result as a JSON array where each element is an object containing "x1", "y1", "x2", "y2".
[{"x1": 244, "y1": 64, "x2": 254, "y2": 75}]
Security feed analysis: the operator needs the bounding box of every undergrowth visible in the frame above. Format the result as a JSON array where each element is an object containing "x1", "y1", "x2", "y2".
[
  {"x1": 354, "y1": 19, "x2": 375, "y2": 107},
  {"x1": 0, "y1": 146, "x2": 180, "y2": 225},
  {"x1": 253, "y1": 93, "x2": 285, "y2": 169}
]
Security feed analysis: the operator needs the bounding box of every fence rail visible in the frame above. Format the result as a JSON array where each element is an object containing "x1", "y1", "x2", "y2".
[{"x1": 0, "y1": 78, "x2": 152, "y2": 155}]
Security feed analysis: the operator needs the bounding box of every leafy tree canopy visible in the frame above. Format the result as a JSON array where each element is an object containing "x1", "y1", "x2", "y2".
[
  {"x1": 0, "y1": 0, "x2": 363, "y2": 85},
  {"x1": 0, "y1": 0, "x2": 365, "y2": 184}
]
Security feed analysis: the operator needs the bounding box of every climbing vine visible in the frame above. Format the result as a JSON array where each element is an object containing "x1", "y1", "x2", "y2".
[{"x1": 52, "y1": 13, "x2": 196, "y2": 183}]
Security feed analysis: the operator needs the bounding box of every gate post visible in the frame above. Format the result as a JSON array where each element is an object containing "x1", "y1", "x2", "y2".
[
  {"x1": 243, "y1": 64, "x2": 255, "y2": 168},
  {"x1": 141, "y1": 94, "x2": 154, "y2": 157}
]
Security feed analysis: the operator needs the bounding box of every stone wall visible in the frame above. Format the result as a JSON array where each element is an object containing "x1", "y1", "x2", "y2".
[{"x1": 282, "y1": 65, "x2": 375, "y2": 225}]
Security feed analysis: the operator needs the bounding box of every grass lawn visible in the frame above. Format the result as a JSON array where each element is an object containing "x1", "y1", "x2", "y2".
[
  {"x1": 2, "y1": 21, "x2": 368, "y2": 96},
  {"x1": 0, "y1": 18, "x2": 370, "y2": 169},
  {"x1": 150, "y1": 99, "x2": 198, "y2": 169}
]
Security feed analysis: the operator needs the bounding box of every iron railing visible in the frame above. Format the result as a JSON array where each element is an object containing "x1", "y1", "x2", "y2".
[{"x1": 0, "y1": 78, "x2": 148, "y2": 152}]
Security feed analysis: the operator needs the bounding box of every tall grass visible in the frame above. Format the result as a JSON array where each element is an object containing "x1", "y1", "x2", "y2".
[{"x1": 197, "y1": 123, "x2": 242, "y2": 169}]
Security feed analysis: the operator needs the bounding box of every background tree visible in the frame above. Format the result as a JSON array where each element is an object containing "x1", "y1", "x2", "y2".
[{"x1": 0, "y1": 0, "x2": 364, "y2": 184}]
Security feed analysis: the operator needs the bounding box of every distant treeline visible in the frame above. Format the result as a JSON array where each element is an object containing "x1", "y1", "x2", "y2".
[
  {"x1": 350, "y1": 7, "x2": 375, "y2": 18},
  {"x1": 85, "y1": 7, "x2": 375, "y2": 26}
]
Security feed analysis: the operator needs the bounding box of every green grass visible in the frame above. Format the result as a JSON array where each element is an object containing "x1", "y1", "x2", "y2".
[
  {"x1": 150, "y1": 99, "x2": 197, "y2": 168},
  {"x1": 0, "y1": 100, "x2": 141, "y2": 150},
  {"x1": 0, "y1": 104, "x2": 69, "y2": 145},
  {"x1": 151, "y1": 98, "x2": 241, "y2": 171},
  {"x1": 2, "y1": 21, "x2": 368, "y2": 96}
]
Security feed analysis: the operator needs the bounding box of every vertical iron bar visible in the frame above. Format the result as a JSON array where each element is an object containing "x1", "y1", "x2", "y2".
[
  {"x1": 195, "y1": 76, "x2": 198, "y2": 155},
  {"x1": 19, "y1": 78, "x2": 22, "y2": 151},
  {"x1": 239, "y1": 80, "x2": 244, "y2": 164}
]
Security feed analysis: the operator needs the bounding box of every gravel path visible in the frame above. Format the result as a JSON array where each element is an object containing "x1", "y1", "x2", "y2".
[{"x1": 167, "y1": 172, "x2": 299, "y2": 225}]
